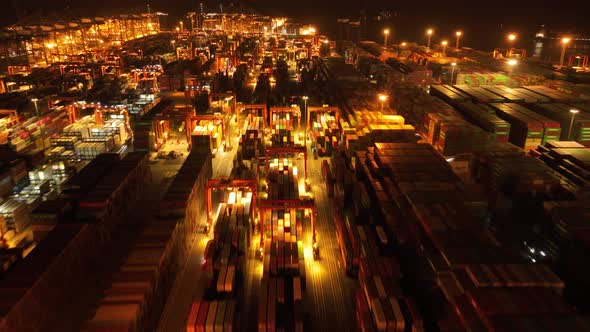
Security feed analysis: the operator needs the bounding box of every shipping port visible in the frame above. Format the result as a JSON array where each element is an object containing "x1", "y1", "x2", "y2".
[{"x1": 1, "y1": 5, "x2": 590, "y2": 332}]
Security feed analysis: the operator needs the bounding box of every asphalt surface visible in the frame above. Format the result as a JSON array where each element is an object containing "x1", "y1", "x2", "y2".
[{"x1": 303, "y1": 155, "x2": 358, "y2": 332}]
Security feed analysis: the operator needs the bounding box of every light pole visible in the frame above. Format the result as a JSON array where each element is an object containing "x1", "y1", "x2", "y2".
[
  {"x1": 378, "y1": 94, "x2": 388, "y2": 113},
  {"x1": 383, "y1": 29, "x2": 390, "y2": 48},
  {"x1": 441, "y1": 40, "x2": 448, "y2": 56},
  {"x1": 507, "y1": 33, "x2": 517, "y2": 57},
  {"x1": 455, "y1": 31, "x2": 462, "y2": 49},
  {"x1": 568, "y1": 109, "x2": 579, "y2": 140},
  {"x1": 426, "y1": 28, "x2": 433, "y2": 49},
  {"x1": 399, "y1": 42, "x2": 406, "y2": 57},
  {"x1": 179, "y1": 20, "x2": 184, "y2": 31},
  {"x1": 31, "y1": 98, "x2": 39, "y2": 116},
  {"x1": 450, "y1": 63, "x2": 457, "y2": 85},
  {"x1": 302, "y1": 96, "x2": 308, "y2": 148},
  {"x1": 560, "y1": 37, "x2": 571, "y2": 68}
]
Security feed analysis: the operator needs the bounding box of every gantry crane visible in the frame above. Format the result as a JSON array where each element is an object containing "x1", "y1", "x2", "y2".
[
  {"x1": 306, "y1": 106, "x2": 340, "y2": 130},
  {"x1": 240, "y1": 104, "x2": 267, "y2": 119},
  {"x1": 265, "y1": 146, "x2": 308, "y2": 181},
  {"x1": 269, "y1": 106, "x2": 300, "y2": 128},
  {"x1": 206, "y1": 178, "x2": 258, "y2": 227},
  {"x1": 209, "y1": 92, "x2": 236, "y2": 116},
  {"x1": 258, "y1": 197, "x2": 318, "y2": 250}
]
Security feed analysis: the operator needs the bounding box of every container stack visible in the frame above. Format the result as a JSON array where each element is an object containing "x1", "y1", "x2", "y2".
[
  {"x1": 453, "y1": 102, "x2": 511, "y2": 143},
  {"x1": 470, "y1": 149, "x2": 562, "y2": 200},
  {"x1": 494, "y1": 85, "x2": 548, "y2": 103},
  {"x1": 258, "y1": 211, "x2": 306, "y2": 332},
  {"x1": 454, "y1": 72, "x2": 544, "y2": 88},
  {"x1": 267, "y1": 159, "x2": 299, "y2": 201},
  {"x1": 542, "y1": 199, "x2": 590, "y2": 309},
  {"x1": 240, "y1": 116, "x2": 264, "y2": 159},
  {"x1": 0, "y1": 150, "x2": 151, "y2": 329},
  {"x1": 270, "y1": 129, "x2": 293, "y2": 148},
  {"x1": 258, "y1": 157, "x2": 307, "y2": 332},
  {"x1": 531, "y1": 141, "x2": 590, "y2": 198},
  {"x1": 491, "y1": 103, "x2": 561, "y2": 144},
  {"x1": 185, "y1": 300, "x2": 237, "y2": 332},
  {"x1": 479, "y1": 85, "x2": 525, "y2": 102},
  {"x1": 157, "y1": 74, "x2": 182, "y2": 91},
  {"x1": 429, "y1": 85, "x2": 470, "y2": 104},
  {"x1": 543, "y1": 80, "x2": 590, "y2": 99},
  {"x1": 331, "y1": 142, "x2": 584, "y2": 331},
  {"x1": 191, "y1": 132, "x2": 213, "y2": 155},
  {"x1": 8, "y1": 108, "x2": 69, "y2": 153},
  {"x1": 188, "y1": 191, "x2": 252, "y2": 332},
  {"x1": 524, "y1": 85, "x2": 590, "y2": 103},
  {"x1": 204, "y1": 194, "x2": 252, "y2": 288},
  {"x1": 78, "y1": 152, "x2": 151, "y2": 234},
  {"x1": 311, "y1": 112, "x2": 340, "y2": 156},
  {"x1": 343, "y1": 112, "x2": 416, "y2": 153},
  {"x1": 426, "y1": 113, "x2": 494, "y2": 156},
  {"x1": 6, "y1": 159, "x2": 28, "y2": 189},
  {"x1": 453, "y1": 85, "x2": 507, "y2": 103},
  {"x1": 510, "y1": 87, "x2": 552, "y2": 103},
  {"x1": 528, "y1": 103, "x2": 590, "y2": 146},
  {"x1": 488, "y1": 103, "x2": 544, "y2": 152},
  {"x1": 88, "y1": 149, "x2": 213, "y2": 332},
  {"x1": 0, "y1": 223, "x2": 102, "y2": 331},
  {"x1": 0, "y1": 198, "x2": 31, "y2": 242}
]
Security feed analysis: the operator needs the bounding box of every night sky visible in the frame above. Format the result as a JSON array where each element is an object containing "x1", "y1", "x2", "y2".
[{"x1": 1, "y1": 0, "x2": 587, "y2": 51}]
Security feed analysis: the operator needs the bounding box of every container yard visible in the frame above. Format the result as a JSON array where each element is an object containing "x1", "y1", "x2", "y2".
[{"x1": 2, "y1": 8, "x2": 590, "y2": 332}]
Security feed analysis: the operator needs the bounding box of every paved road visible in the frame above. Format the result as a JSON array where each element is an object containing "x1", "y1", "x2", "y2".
[{"x1": 303, "y1": 155, "x2": 358, "y2": 332}]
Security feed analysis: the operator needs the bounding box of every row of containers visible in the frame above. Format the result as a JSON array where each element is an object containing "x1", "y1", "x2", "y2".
[
  {"x1": 7, "y1": 108, "x2": 70, "y2": 153},
  {"x1": 86, "y1": 144, "x2": 213, "y2": 332},
  {"x1": 186, "y1": 190, "x2": 254, "y2": 332},
  {"x1": 342, "y1": 112, "x2": 417, "y2": 154},
  {"x1": 327, "y1": 148, "x2": 425, "y2": 332},
  {"x1": 328, "y1": 142, "x2": 590, "y2": 331},
  {"x1": 311, "y1": 112, "x2": 341, "y2": 157},
  {"x1": 0, "y1": 152, "x2": 152, "y2": 330},
  {"x1": 266, "y1": 159, "x2": 300, "y2": 201},
  {"x1": 0, "y1": 159, "x2": 28, "y2": 199},
  {"x1": 259, "y1": 161, "x2": 307, "y2": 332},
  {"x1": 239, "y1": 116, "x2": 265, "y2": 160},
  {"x1": 430, "y1": 84, "x2": 590, "y2": 150},
  {"x1": 1, "y1": 162, "x2": 68, "y2": 250},
  {"x1": 453, "y1": 72, "x2": 545, "y2": 88},
  {"x1": 48, "y1": 116, "x2": 129, "y2": 160},
  {"x1": 529, "y1": 141, "x2": 590, "y2": 196}
]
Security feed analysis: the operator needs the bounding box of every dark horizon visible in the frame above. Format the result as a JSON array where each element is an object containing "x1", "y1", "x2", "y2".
[{"x1": 1, "y1": 1, "x2": 588, "y2": 51}]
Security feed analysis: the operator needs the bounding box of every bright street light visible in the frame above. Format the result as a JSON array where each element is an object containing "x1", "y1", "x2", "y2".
[
  {"x1": 450, "y1": 62, "x2": 457, "y2": 85},
  {"x1": 560, "y1": 37, "x2": 571, "y2": 68},
  {"x1": 31, "y1": 98, "x2": 39, "y2": 116},
  {"x1": 508, "y1": 33, "x2": 517, "y2": 42},
  {"x1": 441, "y1": 40, "x2": 448, "y2": 55},
  {"x1": 508, "y1": 59, "x2": 517, "y2": 75},
  {"x1": 455, "y1": 31, "x2": 462, "y2": 49},
  {"x1": 383, "y1": 29, "x2": 390, "y2": 48},
  {"x1": 378, "y1": 94, "x2": 388, "y2": 113},
  {"x1": 426, "y1": 28, "x2": 434, "y2": 49},
  {"x1": 569, "y1": 109, "x2": 579, "y2": 140}
]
